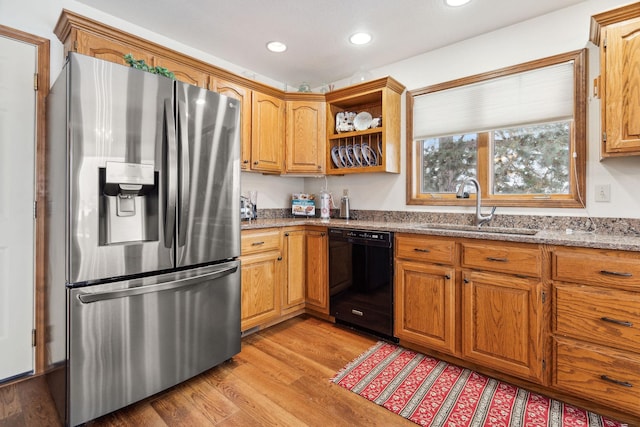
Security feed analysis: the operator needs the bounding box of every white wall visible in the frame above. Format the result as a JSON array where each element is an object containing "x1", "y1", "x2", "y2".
[
  {"x1": 2, "y1": 0, "x2": 638, "y2": 217},
  {"x1": 310, "y1": 0, "x2": 640, "y2": 219}
]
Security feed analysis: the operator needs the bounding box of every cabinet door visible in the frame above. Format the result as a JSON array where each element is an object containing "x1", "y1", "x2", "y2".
[
  {"x1": 283, "y1": 229, "x2": 306, "y2": 312},
  {"x1": 212, "y1": 78, "x2": 252, "y2": 170},
  {"x1": 602, "y1": 18, "x2": 640, "y2": 155},
  {"x1": 74, "y1": 31, "x2": 153, "y2": 66},
  {"x1": 285, "y1": 100, "x2": 325, "y2": 173},
  {"x1": 154, "y1": 56, "x2": 208, "y2": 88},
  {"x1": 251, "y1": 91, "x2": 285, "y2": 173},
  {"x1": 305, "y1": 230, "x2": 328, "y2": 313},
  {"x1": 462, "y1": 270, "x2": 544, "y2": 383},
  {"x1": 240, "y1": 251, "x2": 282, "y2": 331},
  {"x1": 395, "y1": 260, "x2": 456, "y2": 355}
]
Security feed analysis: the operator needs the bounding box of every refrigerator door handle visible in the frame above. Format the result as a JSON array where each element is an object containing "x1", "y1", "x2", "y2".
[
  {"x1": 177, "y1": 100, "x2": 190, "y2": 247},
  {"x1": 77, "y1": 264, "x2": 238, "y2": 303},
  {"x1": 164, "y1": 99, "x2": 177, "y2": 249}
]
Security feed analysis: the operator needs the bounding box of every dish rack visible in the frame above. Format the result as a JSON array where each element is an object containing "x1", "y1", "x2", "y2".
[{"x1": 325, "y1": 76, "x2": 404, "y2": 175}]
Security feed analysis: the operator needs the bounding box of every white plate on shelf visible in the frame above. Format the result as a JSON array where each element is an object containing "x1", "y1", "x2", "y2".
[
  {"x1": 353, "y1": 144, "x2": 363, "y2": 166},
  {"x1": 361, "y1": 144, "x2": 377, "y2": 166},
  {"x1": 331, "y1": 146, "x2": 343, "y2": 168},
  {"x1": 353, "y1": 112, "x2": 373, "y2": 131},
  {"x1": 339, "y1": 146, "x2": 348, "y2": 167}
]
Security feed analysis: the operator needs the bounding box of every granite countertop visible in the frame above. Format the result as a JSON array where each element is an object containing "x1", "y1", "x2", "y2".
[{"x1": 241, "y1": 217, "x2": 640, "y2": 252}]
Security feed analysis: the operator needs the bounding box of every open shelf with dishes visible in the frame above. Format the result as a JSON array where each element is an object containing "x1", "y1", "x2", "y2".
[{"x1": 325, "y1": 77, "x2": 405, "y2": 175}]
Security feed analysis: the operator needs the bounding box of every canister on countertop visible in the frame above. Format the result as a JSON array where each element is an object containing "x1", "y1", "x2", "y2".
[{"x1": 340, "y1": 189, "x2": 350, "y2": 219}]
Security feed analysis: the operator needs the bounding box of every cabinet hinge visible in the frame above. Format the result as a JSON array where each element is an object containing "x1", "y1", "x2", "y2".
[
  {"x1": 33, "y1": 73, "x2": 38, "y2": 91},
  {"x1": 542, "y1": 291, "x2": 546, "y2": 304},
  {"x1": 603, "y1": 38, "x2": 607, "y2": 49},
  {"x1": 32, "y1": 329, "x2": 36, "y2": 347},
  {"x1": 33, "y1": 200, "x2": 37, "y2": 219},
  {"x1": 542, "y1": 359, "x2": 546, "y2": 371},
  {"x1": 73, "y1": 40, "x2": 78, "y2": 51},
  {"x1": 603, "y1": 132, "x2": 607, "y2": 143}
]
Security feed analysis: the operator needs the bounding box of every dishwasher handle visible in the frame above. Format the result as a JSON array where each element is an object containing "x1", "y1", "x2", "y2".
[{"x1": 77, "y1": 265, "x2": 238, "y2": 304}]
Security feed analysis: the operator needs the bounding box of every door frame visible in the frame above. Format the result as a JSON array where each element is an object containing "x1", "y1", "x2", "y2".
[{"x1": 0, "y1": 25, "x2": 50, "y2": 376}]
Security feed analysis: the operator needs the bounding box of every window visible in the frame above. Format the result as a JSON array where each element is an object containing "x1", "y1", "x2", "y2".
[{"x1": 407, "y1": 50, "x2": 586, "y2": 208}]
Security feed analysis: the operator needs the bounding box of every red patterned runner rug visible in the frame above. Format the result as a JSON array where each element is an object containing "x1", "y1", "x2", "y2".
[{"x1": 332, "y1": 341, "x2": 626, "y2": 427}]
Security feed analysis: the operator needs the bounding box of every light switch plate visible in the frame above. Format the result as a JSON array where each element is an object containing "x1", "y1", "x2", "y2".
[{"x1": 594, "y1": 184, "x2": 610, "y2": 202}]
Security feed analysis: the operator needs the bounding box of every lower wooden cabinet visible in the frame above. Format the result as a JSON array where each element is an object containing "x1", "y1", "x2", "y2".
[
  {"x1": 551, "y1": 246, "x2": 640, "y2": 417},
  {"x1": 462, "y1": 270, "x2": 544, "y2": 383},
  {"x1": 305, "y1": 228, "x2": 329, "y2": 313},
  {"x1": 283, "y1": 228, "x2": 306, "y2": 314},
  {"x1": 554, "y1": 337, "x2": 640, "y2": 416},
  {"x1": 395, "y1": 234, "x2": 546, "y2": 385},
  {"x1": 240, "y1": 250, "x2": 282, "y2": 331},
  {"x1": 240, "y1": 229, "x2": 283, "y2": 331},
  {"x1": 241, "y1": 226, "x2": 329, "y2": 331},
  {"x1": 395, "y1": 260, "x2": 456, "y2": 355}
]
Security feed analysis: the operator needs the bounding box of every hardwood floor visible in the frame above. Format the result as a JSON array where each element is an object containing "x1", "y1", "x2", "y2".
[{"x1": 0, "y1": 316, "x2": 415, "y2": 427}]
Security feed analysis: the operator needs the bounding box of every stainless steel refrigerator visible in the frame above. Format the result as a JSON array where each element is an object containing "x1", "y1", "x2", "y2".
[{"x1": 45, "y1": 53, "x2": 241, "y2": 426}]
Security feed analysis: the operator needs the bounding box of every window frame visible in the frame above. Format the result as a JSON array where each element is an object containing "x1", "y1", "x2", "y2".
[{"x1": 406, "y1": 49, "x2": 587, "y2": 208}]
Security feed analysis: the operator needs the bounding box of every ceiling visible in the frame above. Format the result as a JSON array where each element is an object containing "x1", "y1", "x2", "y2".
[{"x1": 76, "y1": 0, "x2": 588, "y2": 90}]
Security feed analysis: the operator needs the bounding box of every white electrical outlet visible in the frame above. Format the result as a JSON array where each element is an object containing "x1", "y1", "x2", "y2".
[{"x1": 594, "y1": 184, "x2": 611, "y2": 202}]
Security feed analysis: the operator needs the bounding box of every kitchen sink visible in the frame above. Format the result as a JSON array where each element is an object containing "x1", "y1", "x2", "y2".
[{"x1": 415, "y1": 223, "x2": 539, "y2": 236}]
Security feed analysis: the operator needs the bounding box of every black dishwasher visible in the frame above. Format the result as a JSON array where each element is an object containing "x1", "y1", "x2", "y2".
[{"x1": 328, "y1": 228, "x2": 396, "y2": 341}]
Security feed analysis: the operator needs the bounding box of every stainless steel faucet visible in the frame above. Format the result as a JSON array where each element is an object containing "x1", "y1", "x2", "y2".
[{"x1": 456, "y1": 178, "x2": 496, "y2": 228}]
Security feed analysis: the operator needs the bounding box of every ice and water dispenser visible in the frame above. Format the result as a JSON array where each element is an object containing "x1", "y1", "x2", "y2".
[{"x1": 99, "y1": 161, "x2": 159, "y2": 245}]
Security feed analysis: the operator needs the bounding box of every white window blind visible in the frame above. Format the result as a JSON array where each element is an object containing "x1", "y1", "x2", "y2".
[{"x1": 412, "y1": 61, "x2": 575, "y2": 140}]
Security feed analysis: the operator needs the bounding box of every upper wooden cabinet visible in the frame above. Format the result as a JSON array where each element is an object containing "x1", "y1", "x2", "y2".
[
  {"x1": 210, "y1": 78, "x2": 253, "y2": 170},
  {"x1": 284, "y1": 95, "x2": 326, "y2": 174},
  {"x1": 155, "y1": 56, "x2": 209, "y2": 88},
  {"x1": 590, "y1": 3, "x2": 640, "y2": 157},
  {"x1": 53, "y1": 10, "x2": 285, "y2": 171},
  {"x1": 325, "y1": 77, "x2": 404, "y2": 174},
  {"x1": 70, "y1": 31, "x2": 153, "y2": 66},
  {"x1": 53, "y1": 11, "x2": 405, "y2": 176},
  {"x1": 251, "y1": 91, "x2": 285, "y2": 173}
]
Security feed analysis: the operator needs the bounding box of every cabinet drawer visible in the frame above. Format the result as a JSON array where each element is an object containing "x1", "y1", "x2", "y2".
[
  {"x1": 554, "y1": 337, "x2": 640, "y2": 416},
  {"x1": 461, "y1": 242, "x2": 541, "y2": 277},
  {"x1": 395, "y1": 234, "x2": 455, "y2": 265},
  {"x1": 553, "y1": 249, "x2": 640, "y2": 289},
  {"x1": 241, "y1": 229, "x2": 281, "y2": 255},
  {"x1": 555, "y1": 284, "x2": 640, "y2": 353}
]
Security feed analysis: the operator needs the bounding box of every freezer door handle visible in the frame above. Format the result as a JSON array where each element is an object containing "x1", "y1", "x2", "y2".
[
  {"x1": 77, "y1": 264, "x2": 238, "y2": 303},
  {"x1": 177, "y1": 100, "x2": 190, "y2": 247},
  {"x1": 164, "y1": 99, "x2": 177, "y2": 249}
]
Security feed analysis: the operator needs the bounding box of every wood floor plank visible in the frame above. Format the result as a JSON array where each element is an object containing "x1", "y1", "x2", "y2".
[
  {"x1": 204, "y1": 365, "x2": 309, "y2": 427},
  {"x1": 234, "y1": 343, "x2": 302, "y2": 385},
  {"x1": 90, "y1": 399, "x2": 168, "y2": 427},
  {"x1": 0, "y1": 385, "x2": 20, "y2": 420},
  {"x1": 149, "y1": 382, "x2": 220, "y2": 427},
  {"x1": 14, "y1": 377, "x2": 60, "y2": 427}
]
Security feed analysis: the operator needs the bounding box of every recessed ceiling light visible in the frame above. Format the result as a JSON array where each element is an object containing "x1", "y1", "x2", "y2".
[
  {"x1": 445, "y1": 0, "x2": 471, "y2": 6},
  {"x1": 349, "y1": 32, "x2": 372, "y2": 45},
  {"x1": 266, "y1": 41, "x2": 287, "y2": 53}
]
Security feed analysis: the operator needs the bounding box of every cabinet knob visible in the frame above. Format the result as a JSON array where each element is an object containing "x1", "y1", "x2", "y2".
[
  {"x1": 321, "y1": 232, "x2": 326, "y2": 236},
  {"x1": 444, "y1": 274, "x2": 450, "y2": 280},
  {"x1": 284, "y1": 232, "x2": 289, "y2": 237},
  {"x1": 253, "y1": 161, "x2": 259, "y2": 165},
  {"x1": 317, "y1": 165, "x2": 322, "y2": 169},
  {"x1": 463, "y1": 278, "x2": 469, "y2": 284},
  {"x1": 277, "y1": 256, "x2": 282, "y2": 261},
  {"x1": 243, "y1": 159, "x2": 249, "y2": 164}
]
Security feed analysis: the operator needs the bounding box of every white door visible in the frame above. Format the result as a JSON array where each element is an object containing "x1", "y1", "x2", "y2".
[{"x1": 0, "y1": 35, "x2": 36, "y2": 380}]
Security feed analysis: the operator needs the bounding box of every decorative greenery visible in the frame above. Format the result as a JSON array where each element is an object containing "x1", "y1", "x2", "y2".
[{"x1": 123, "y1": 54, "x2": 175, "y2": 79}]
